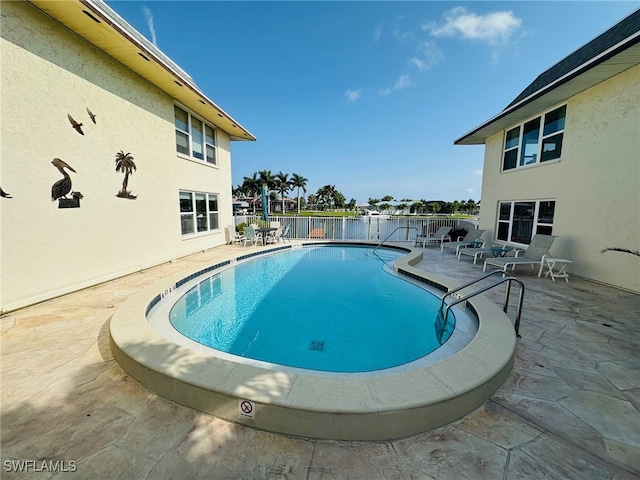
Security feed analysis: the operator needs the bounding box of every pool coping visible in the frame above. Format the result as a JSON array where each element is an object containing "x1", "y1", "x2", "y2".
[{"x1": 110, "y1": 242, "x2": 516, "y2": 441}]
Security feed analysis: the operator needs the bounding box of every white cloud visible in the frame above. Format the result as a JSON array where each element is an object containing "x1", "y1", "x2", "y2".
[
  {"x1": 423, "y1": 7, "x2": 521, "y2": 46},
  {"x1": 472, "y1": 169, "x2": 483, "y2": 176},
  {"x1": 345, "y1": 89, "x2": 362, "y2": 102},
  {"x1": 408, "y1": 41, "x2": 444, "y2": 71},
  {"x1": 374, "y1": 26, "x2": 382, "y2": 42},
  {"x1": 466, "y1": 187, "x2": 475, "y2": 193},
  {"x1": 393, "y1": 74, "x2": 415, "y2": 90},
  {"x1": 143, "y1": 6, "x2": 157, "y2": 46},
  {"x1": 378, "y1": 74, "x2": 416, "y2": 96},
  {"x1": 393, "y1": 16, "x2": 414, "y2": 42}
]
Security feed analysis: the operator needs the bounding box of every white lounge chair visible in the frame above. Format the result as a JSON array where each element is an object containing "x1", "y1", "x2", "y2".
[
  {"x1": 458, "y1": 244, "x2": 514, "y2": 263},
  {"x1": 225, "y1": 225, "x2": 246, "y2": 245},
  {"x1": 414, "y1": 226, "x2": 451, "y2": 248},
  {"x1": 483, "y1": 234, "x2": 557, "y2": 275},
  {"x1": 441, "y1": 229, "x2": 486, "y2": 254}
]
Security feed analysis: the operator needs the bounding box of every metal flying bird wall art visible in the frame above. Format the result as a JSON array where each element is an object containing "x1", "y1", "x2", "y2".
[
  {"x1": 87, "y1": 108, "x2": 96, "y2": 124},
  {"x1": 67, "y1": 114, "x2": 84, "y2": 135}
]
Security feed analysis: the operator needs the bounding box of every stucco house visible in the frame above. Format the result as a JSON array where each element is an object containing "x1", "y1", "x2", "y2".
[
  {"x1": 0, "y1": 0, "x2": 255, "y2": 312},
  {"x1": 455, "y1": 9, "x2": 639, "y2": 293}
]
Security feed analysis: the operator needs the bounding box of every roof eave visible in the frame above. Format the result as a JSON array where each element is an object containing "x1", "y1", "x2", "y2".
[
  {"x1": 27, "y1": 0, "x2": 256, "y2": 142},
  {"x1": 455, "y1": 34, "x2": 640, "y2": 146}
]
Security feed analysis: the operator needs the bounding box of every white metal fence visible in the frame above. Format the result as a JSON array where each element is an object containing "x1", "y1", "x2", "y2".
[{"x1": 233, "y1": 215, "x2": 478, "y2": 243}]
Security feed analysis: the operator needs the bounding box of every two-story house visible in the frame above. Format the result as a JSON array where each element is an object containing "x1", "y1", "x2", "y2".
[
  {"x1": 455, "y1": 9, "x2": 639, "y2": 293},
  {"x1": 0, "y1": 0, "x2": 255, "y2": 312}
]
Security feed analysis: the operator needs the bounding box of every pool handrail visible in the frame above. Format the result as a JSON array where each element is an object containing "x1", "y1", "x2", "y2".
[
  {"x1": 373, "y1": 226, "x2": 420, "y2": 254},
  {"x1": 440, "y1": 270, "x2": 525, "y2": 337}
]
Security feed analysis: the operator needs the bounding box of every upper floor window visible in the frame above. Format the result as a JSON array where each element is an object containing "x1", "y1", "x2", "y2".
[
  {"x1": 497, "y1": 200, "x2": 555, "y2": 245},
  {"x1": 179, "y1": 190, "x2": 220, "y2": 236},
  {"x1": 174, "y1": 106, "x2": 217, "y2": 165},
  {"x1": 502, "y1": 105, "x2": 566, "y2": 171}
]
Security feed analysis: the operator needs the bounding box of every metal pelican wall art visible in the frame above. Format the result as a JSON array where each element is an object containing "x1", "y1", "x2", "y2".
[{"x1": 51, "y1": 158, "x2": 82, "y2": 208}]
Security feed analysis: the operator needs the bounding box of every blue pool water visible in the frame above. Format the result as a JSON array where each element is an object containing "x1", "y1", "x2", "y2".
[{"x1": 168, "y1": 246, "x2": 454, "y2": 372}]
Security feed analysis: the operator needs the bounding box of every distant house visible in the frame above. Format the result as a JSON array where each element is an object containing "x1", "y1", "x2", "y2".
[
  {"x1": 0, "y1": 0, "x2": 255, "y2": 312},
  {"x1": 455, "y1": 10, "x2": 639, "y2": 293}
]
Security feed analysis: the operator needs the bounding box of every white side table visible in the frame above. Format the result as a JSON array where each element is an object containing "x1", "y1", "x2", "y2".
[{"x1": 539, "y1": 257, "x2": 573, "y2": 281}]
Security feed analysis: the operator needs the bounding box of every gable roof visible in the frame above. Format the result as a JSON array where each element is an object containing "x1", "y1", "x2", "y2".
[
  {"x1": 455, "y1": 9, "x2": 640, "y2": 145},
  {"x1": 27, "y1": 0, "x2": 256, "y2": 142}
]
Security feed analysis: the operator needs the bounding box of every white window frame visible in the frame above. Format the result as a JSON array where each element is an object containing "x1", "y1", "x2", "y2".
[
  {"x1": 496, "y1": 200, "x2": 555, "y2": 246},
  {"x1": 179, "y1": 190, "x2": 220, "y2": 236},
  {"x1": 174, "y1": 105, "x2": 217, "y2": 166},
  {"x1": 502, "y1": 104, "x2": 566, "y2": 171}
]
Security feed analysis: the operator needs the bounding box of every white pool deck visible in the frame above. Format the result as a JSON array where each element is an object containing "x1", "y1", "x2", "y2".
[{"x1": 1, "y1": 240, "x2": 639, "y2": 478}]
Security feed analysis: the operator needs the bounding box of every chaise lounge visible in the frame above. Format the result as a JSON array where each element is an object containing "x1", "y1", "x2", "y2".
[
  {"x1": 458, "y1": 243, "x2": 514, "y2": 263},
  {"x1": 483, "y1": 234, "x2": 557, "y2": 275},
  {"x1": 441, "y1": 229, "x2": 486, "y2": 255},
  {"x1": 414, "y1": 226, "x2": 452, "y2": 248}
]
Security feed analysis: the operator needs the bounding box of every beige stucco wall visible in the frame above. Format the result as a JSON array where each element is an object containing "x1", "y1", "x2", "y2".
[
  {"x1": 1, "y1": 1, "x2": 235, "y2": 312},
  {"x1": 478, "y1": 64, "x2": 640, "y2": 293}
]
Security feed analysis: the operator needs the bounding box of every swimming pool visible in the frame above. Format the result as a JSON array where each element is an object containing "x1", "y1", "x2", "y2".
[
  {"x1": 110, "y1": 242, "x2": 516, "y2": 440},
  {"x1": 167, "y1": 246, "x2": 454, "y2": 373}
]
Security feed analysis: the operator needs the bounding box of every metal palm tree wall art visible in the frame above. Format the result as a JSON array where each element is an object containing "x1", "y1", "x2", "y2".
[
  {"x1": 51, "y1": 158, "x2": 83, "y2": 208},
  {"x1": 115, "y1": 150, "x2": 137, "y2": 199}
]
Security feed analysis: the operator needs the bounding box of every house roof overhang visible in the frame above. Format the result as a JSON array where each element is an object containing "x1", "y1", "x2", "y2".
[
  {"x1": 454, "y1": 34, "x2": 640, "y2": 146},
  {"x1": 27, "y1": 0, "x2": 256, "y2": 142}
]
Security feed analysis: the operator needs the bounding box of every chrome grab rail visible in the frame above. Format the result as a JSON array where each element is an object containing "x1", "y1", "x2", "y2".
[
  {"x1": 373, "y1": 226, "x2": 420, "y2": 254},
  {"x1": 440, "y1": 270, "x2": 525, "y2": 337}
]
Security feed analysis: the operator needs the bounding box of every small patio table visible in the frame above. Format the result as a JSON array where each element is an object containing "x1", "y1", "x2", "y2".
[{"x1": 540, "y1": 257, "x2": 573, "y2": 282}]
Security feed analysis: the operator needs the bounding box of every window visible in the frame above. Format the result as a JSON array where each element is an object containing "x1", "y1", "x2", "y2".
[
  {"x1": 496, "y1": 200, "x2": 555, "y2": 245},
  {"x1": 179, "y1": 190, "x2": 220, "y2": 235},
  {"x1": 174, "y1": 105, "x2": 217, "y2": 165},
  {"x1": 503, "y1": 105, "x2": 566, "y2": 171}
]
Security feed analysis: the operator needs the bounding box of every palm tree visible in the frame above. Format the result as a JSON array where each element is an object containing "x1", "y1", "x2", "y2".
[
  {"x1": 258, "y1": 170, "x2": 276, "y2": 214},
  {"x1": 241, "y1": 173, "x2": 261, "y2": 214},
  {"x1": 430, "y1": 202, "x2": 441, "y2": 215},
  {"x1": 396, "y1": 202, "x2": 408, "y2": 215},
  {"x1": 115, "y1": 150, "x2": 137, "y2": 199},
  {"x1": 411, "y1": 200, "x2": 423, "y2": 215},
  {"x1": 307, "y1": 194, "x2": 318, "y2": 210},
  {"x1": 316, "y1": 185, "x2": 337, "y2": 210},
  {"x1": 274, "y1": 172, "x2": 291, "y2": 214},
  {"x1": 290, "y1": 173, "x2": 308, "y2": 215}
]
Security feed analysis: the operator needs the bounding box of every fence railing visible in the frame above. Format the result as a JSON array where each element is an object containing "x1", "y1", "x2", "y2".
[{"x1": 233, "y1": 215, "x2": 477, "y2": 242}]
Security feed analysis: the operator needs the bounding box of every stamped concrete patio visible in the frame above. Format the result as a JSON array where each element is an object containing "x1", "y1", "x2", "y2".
[{"x1": 1, "y1": 241, "x2": 639, "y2": 479}]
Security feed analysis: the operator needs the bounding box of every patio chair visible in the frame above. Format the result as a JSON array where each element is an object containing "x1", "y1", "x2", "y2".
[
  {"x1": 414, "y1": 226, "x2": 451, "y2": 248},
  {"x1": 441, "y1": 229, "x2": 486, "y2": 254},
  {"x1": 225, "y1": 225, "x2": 246, "y2": 245},
  {"x1": 458, "y1": 243, "x2": 514, "y2": 264},
  {"x1": 279, "y1": 224, "x2": 291, "y2": 242},
  {"x1": 265, "y1": 226, "x2": 282, "y2": 244},
  {"x1": 483, "y1": 234, "x2": 557, "y2": 275},
  {"x1": 242, "y1": 226, "x2": 262, "y2": 247}
]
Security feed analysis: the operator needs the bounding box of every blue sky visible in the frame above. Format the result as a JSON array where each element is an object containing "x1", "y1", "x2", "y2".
[{"x1": 107, "y1": 1, "x2": 637, "y2": 204}]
